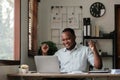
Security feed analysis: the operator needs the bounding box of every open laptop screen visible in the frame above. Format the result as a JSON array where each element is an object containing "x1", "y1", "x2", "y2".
[{"x1": 34, "y1": 56, "x2": 60, "y2": 73}]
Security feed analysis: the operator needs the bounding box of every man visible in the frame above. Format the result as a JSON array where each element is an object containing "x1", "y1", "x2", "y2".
[
  {"x1": 41, "y1": 28, "x2": 102, "y2": 72},
  {"x1": 54, "y1": 28, "x2": 102, "y2": 72}
]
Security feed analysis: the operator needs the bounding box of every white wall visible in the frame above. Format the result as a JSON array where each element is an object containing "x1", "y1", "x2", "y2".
[
  {"x1": 37, "y1": 0, "x2": 120, "y2": 43},
  {"x1": 0, "y1": 0, "x2": 120, "y2": 80}
]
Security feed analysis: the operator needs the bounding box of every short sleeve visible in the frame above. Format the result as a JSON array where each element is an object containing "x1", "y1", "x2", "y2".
[{"x1": 87, "y1": 48, "x2": 94, "y2": 66}]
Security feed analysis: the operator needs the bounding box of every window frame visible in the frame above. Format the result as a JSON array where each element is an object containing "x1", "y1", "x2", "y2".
[
  {"x1": 28, "y1": 0, "x2": 38, "y2": 56},
  {"x1": 0, "y1": 0, "x2": 21, "y2": 65}
]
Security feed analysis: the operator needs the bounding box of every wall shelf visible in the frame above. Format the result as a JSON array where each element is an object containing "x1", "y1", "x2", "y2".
[
  {"x1": 101, "y1": 55, "x2": 113, "y2": 57},
  {"x1": 83, "y1": 36, "x2": 113, "y2": 39}
]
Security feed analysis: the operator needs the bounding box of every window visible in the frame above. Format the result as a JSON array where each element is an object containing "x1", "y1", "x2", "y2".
[
  {"x1": 0, "y1": 0, "x2": 20, "y2": 65},
  {"x1": 28, "y1": 0, "x2": 38, "y2": 56}
]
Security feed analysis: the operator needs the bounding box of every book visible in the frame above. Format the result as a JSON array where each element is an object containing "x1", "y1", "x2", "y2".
[{"x1": 111, "y1": 69, "x2": 120, "y2": 74}]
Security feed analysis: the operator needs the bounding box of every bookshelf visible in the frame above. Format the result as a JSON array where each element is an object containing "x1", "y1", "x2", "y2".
[{"x1": 83, "y1": 36, "x2": 116, "y2": 69}]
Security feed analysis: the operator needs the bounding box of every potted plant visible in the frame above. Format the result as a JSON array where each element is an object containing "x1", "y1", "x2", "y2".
[{"x1": 38, "y1": 41, "x2": 58, "y2": 55}]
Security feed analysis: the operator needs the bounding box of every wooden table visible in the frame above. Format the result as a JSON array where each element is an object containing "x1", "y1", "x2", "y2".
[{"x1": 7, "y1": 72, "x2": 120, "y2": 80}]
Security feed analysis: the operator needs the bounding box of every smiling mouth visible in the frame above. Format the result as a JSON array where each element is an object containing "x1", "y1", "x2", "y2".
[{"x1": 65, "y1": 44, "x2": 70, "y2": 47}]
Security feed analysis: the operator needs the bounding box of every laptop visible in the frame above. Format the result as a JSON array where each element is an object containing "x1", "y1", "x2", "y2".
[{"x1": 34, "y1": 56, "x2": 61, "y2": 73}]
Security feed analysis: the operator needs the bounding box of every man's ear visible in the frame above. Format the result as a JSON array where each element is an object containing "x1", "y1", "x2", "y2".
[{"x1": 74, "y1": 36, "x2": 76, "y2": 39}]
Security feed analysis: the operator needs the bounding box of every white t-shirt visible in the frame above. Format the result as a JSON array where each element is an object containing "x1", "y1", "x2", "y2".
[{"x1": 55, "y1": 44, "x2": 94, "y2": 72}]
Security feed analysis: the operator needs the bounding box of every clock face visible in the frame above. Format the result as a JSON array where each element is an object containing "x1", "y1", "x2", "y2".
[{"x1": 90, "y1": 2, "x2": 106, "y2": 18}]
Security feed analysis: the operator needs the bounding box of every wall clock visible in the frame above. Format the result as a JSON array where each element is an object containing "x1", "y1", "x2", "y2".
[{"x1": 90, "y1": 2, "x2": 106, "y2": 18}]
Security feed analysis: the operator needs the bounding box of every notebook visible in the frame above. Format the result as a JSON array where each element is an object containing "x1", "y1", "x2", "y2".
[
  {"x1": 34, "y1": 56, "x2": 61, "y2": 73},
  {"x1": 89, "y1": 70, "x2": 110, "y2": 73}
]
